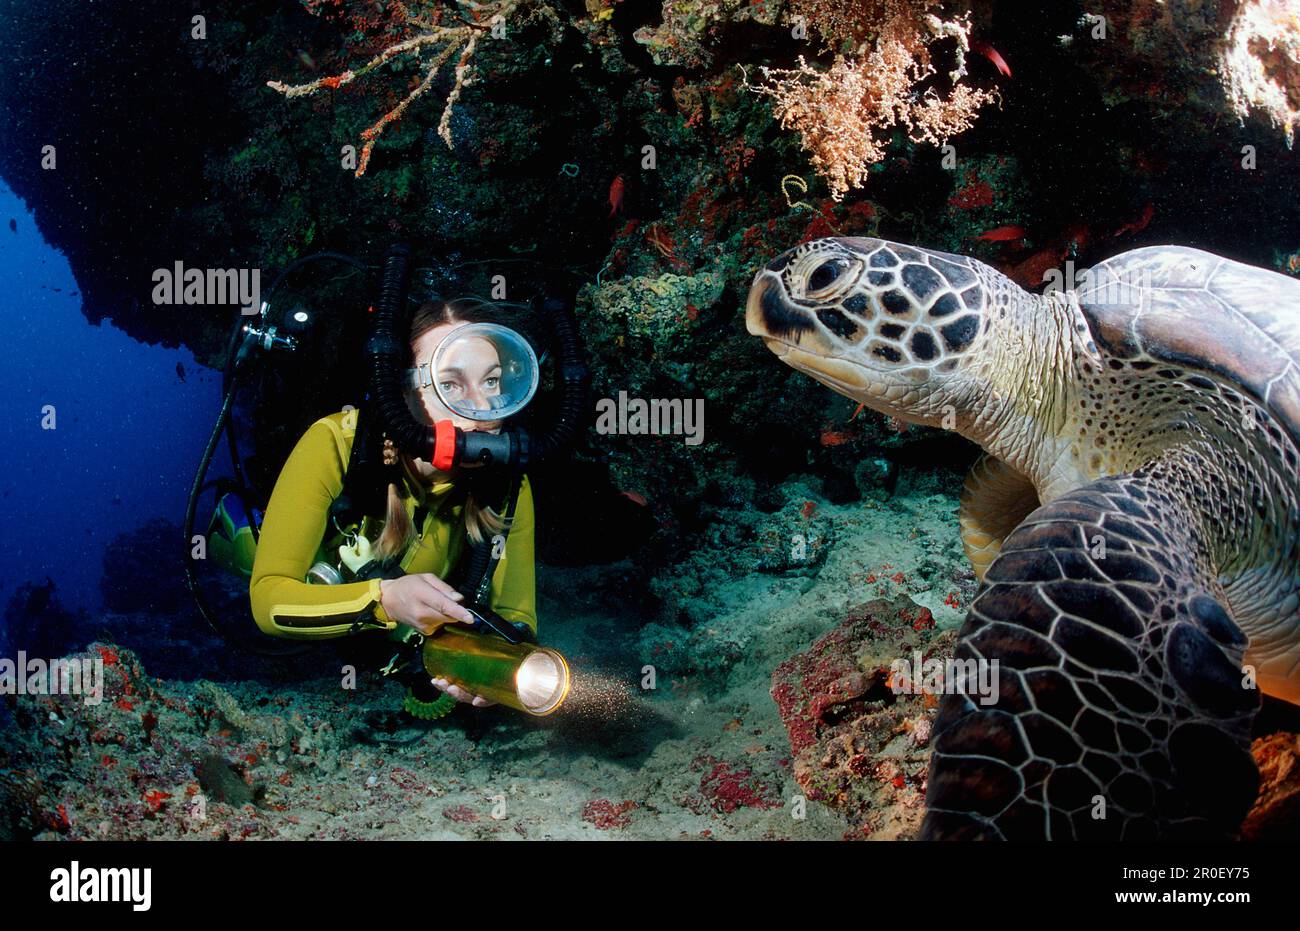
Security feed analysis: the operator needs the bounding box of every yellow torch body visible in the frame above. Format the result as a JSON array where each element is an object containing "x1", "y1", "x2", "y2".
[{"x1": 420, "y1": 625, "x2": 571, "y2": 716}]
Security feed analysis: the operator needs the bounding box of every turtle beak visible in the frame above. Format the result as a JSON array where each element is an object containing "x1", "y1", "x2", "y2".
[
  {"x1": 746, "y1": 267, "x2": 812, "y2": 353},
  {"x1": 746, "y1": 264, "x2": 877, "y2": 397}
]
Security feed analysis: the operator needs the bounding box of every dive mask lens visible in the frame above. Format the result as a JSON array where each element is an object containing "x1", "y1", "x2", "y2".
[{"x1": 415, "y1": 322, "x2": 539, "y2": 422}]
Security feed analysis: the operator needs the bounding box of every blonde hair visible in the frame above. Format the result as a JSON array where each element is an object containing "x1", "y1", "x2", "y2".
[{"x1": 373, "y1": 299, "x2": 514, "y2": 560}]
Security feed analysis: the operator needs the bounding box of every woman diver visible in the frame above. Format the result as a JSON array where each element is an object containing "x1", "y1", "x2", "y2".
[{"x1": 249, "y1": 299, "x2": 540, "y2": 709}]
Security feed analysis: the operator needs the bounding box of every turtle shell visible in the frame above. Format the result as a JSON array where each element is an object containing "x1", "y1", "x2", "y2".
[{"x1": 1076, "y1": 245, "x2": 1300, "y2": 449}]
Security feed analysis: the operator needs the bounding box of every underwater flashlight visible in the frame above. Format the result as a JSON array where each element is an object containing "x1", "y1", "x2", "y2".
[{"x1": 420, "y1": 623, "x2": 571, "y2": 716}]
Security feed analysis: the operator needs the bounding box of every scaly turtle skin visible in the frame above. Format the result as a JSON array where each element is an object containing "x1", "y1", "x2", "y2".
[{"x1": 746, "y1": 237, "x2": 1300, "y2": 839}]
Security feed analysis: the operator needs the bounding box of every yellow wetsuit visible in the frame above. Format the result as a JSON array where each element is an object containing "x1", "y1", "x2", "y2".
[{"x1": 250, "y1": 410, "x2": 536, "y2": 640}]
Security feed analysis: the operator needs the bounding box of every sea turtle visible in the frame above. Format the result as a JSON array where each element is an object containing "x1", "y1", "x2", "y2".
[{"x1": 746, "y1": 237, "x2": 1300, "y2": 839}]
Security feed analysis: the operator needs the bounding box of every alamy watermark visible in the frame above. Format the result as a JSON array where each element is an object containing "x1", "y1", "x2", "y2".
[
  {"x1": 0, "y1": 652, "x2": 104, "y2": 706},
  {"x1": 49, "y1": 861, "x2": 151, "y2": 911},
  {"x1": 1041, "y1": 260, "x2": 1151, "y2": 307},
  {"x1": 890, "y1": 652, "x2": 1000, "y2": 706},
  {"x1": 594, "y1": 391, "x2": 704, "y2": 446},
  {"x1": 152, "y1": 261, "x2": 261, "y2": 315}
]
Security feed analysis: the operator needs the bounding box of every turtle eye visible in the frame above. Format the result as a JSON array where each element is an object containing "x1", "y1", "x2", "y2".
[{"x1": 808, "y1": 258, "x2": 850, "y2": 294}]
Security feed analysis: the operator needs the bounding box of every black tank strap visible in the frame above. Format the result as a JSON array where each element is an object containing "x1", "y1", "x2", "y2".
[
  {"x1": 470, "y1": 474, "x2": 521, "y2": 605},
  {"x1": 331, "y1": 408, "x2": 384, "y2": 529}
]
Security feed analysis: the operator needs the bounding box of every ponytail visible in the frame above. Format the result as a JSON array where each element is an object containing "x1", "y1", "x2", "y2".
[
  {"x1": 372, "y1": 474, "x2": 511, "y2": 560},
  {"x1": 374, "y1": 482, "x2": 412, "y2": 561}
]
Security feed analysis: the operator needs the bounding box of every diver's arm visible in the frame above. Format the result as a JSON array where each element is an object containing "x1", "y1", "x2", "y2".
[
  {"x1": 486, "y1": 474, "x2": 538, "y2": 634},
  {"x1": 249, "y1": 416, "x2": 395, "y2": 639},
  {"x1": 377, "y1": 573, "x2": 475, "y2": 634}
]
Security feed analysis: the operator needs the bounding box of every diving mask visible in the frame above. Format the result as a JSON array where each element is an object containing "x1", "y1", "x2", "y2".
[{"x1": 408, "y1": 322, "x2": 539, "y2": 422}]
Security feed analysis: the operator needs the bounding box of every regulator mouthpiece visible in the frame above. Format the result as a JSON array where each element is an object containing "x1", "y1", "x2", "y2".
[{"x1": 410, "y1": 322, "x2": 539, "y2": 422}]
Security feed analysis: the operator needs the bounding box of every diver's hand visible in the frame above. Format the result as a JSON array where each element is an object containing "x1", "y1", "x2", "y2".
[
  {"x1": 379, "y1": 574, "x2": 475, "y2": 635},
  {"x1": 430, "y1": 677, "x2": 496, "y2": 708}
]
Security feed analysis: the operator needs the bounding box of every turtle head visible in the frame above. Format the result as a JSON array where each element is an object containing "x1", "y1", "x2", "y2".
[{"x1": 746, "y1": 236, "x2": 995, "y2": 426}]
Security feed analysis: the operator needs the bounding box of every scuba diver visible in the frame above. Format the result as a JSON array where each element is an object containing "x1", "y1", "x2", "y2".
[
  {"x1": 250, "y1": 299, "x2": 536, "y2": 708},
  {"x1": 188, "y1": 244, "x2": 588, "y2": 719}
]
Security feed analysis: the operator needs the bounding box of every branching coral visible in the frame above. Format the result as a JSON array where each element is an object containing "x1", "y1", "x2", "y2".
[
  {"x1": 267, "y1": 0, "x2": 519, "y2": 176},
  {"x1": 748, "y1": 0, "x2": 994, "y2": 199}
]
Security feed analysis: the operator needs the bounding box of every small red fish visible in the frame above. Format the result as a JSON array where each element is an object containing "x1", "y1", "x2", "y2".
[
  {"x1": 620, "y1": 490, "x2": 647, "y2": 507},
  {"x1": 1006, "y1": 245, "x2": 1068, "y2": 289},
  {"x1": 972, "y1": 40, "x2": 1012, "y2": 78},
  {"x1": 1113, "y1": 202, "x2": 1154, "y2": 238},
  {"x1": 1065, "y1": 222, "x2": 1091, "y2": 253},
  {"x1": 608, "y1": 174, "x2": 625, "y2": 218},
  {"x1": 975, "y1": 224, "x2": 1026, "y2": 242}
]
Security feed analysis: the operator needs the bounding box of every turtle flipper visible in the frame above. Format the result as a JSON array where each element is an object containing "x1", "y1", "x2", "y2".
[
  {"x1": 922, "y1": 467, "x2": 1262, "y2": 840},
  {"x1": 959, "y1": 454, "x2": 1040, "y2": 582}
]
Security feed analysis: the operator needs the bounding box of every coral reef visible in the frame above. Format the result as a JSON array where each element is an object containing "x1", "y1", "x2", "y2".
[
  {"x1": 6, "y1": 0, "x2": 1300, "y2": 552},
  {"x1": 770, "y1": 592, "x2": 956, "y2": 839},
  {"x1": 266, "y1": 0, "x2": 545, "y2": 175},
  {"x1": 645, "y1": 478, "x2": 837, "y2": 631},
  {"x1": 1085, "y1": 0, "x2": 1300, "y2": 143},
  {"x1": 4, "y1": 469, "x2": 1295, "y2": 841},
  {"x1": 690, "y1": 755, "x2": 783, "y2": 813},
  {"x1": 769, "y1": 595, "x2": 1300, "y2": 841},
  {"x1": 3, "y1": 0, "x2": 1300, "y2": 845},
  {"x1": 748, "y1": 0, "x2": 997, "y2": 199},
  {"x1": 581, "y1": 797, "x2": 638, "y2": 828},
  {"x1": 0, "y1": 637, "x2": 796, "y2": 840},
  {"x1": 6, "y1": 0, "x2": 1300, "y2": 347},
  {"x1": 0, "y1": 642, "x2": 377, "y2": 840},
  {"x1": 0, "y1": 474, "x2": 976, "y2": 841},
  {"x1": 1221, "y1": 0, "x2": 1300, "y2": 144},
  {"x1": 633, "y1": 0, "x2": 783, "y2": 68},
  {"x1": 1242, "y1": 731, "x2": 1300, "y2": 840}
]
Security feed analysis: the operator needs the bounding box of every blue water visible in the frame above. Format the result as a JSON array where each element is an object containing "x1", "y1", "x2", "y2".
[{"x1": 0, "y1": 179, "x2": 224, "y2": 614}]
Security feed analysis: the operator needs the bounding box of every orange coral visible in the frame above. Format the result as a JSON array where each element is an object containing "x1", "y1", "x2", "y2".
[
  {"x1": 267, "y1": 1, "x2": 520, "y2": 177},
  {"x1": 748, "y1": 0, "x2": 995, "y2": 199}
]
